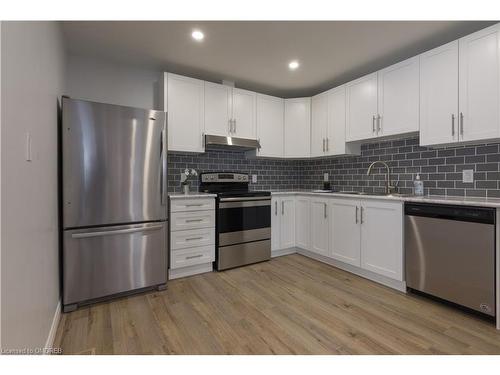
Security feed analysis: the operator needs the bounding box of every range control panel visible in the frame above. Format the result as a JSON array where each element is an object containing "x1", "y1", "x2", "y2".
[{"x1": 200, "y1": 173, "x2": 249, "y2": 183}]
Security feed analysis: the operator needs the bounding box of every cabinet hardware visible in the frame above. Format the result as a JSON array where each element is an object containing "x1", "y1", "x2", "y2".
[
  {"x1": 460, "y1": 112, "x2": 464, "y2": 137},
  {"x1": 323, "y1": 203, "x2": 327, "y2": 219},
  {"x1": 377, "y1": 114, "x2": 381, "y2": 133},
  {"x1": 281, "y1": 201, "x2": 284, "y2": 215},
  {"x1": 372, "y1": 115, "x2": 377, "y2": 133},
  {"x1": 185, "y1": 219, "x2": 203, "y2": 223},
  {"x1": 185, "y1": 203, "x2": 204, "y2": 207},
  {"x1": 186, "y1": 254, "x2": 203, "y2": 259},
  {"x1": 228, "y1": 119, "x2": 232, "y2": 134},
  {"x1": 451, "y1": 114, "x2": 455, "y2": 136},
  {"x1": 355, "y1": 206, "x2": 358, "y2": 223},
  {"x1": 326, "y1": 138, "x2": 329, "y2": 152},
  {"x1": 322, "y1": 138, "x2": 325, "y2": 152},
  {"x1": 275, "y1": 201, "x2": 278, "y2": 216},
  {"x1": 360, "y1": 206, "x2": 364, "y2": 224},
  {"x1": 185, "y1": 236, "x2": 203, "y2": 241}
]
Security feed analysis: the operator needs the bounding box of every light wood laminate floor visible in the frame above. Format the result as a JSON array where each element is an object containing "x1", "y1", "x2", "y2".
[{"x1": 54, "y1": 254, "x2": 500, "y2": 354}]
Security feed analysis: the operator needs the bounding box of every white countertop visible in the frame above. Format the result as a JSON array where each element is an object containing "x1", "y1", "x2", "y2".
[
  {"x1": 168, "y1": 192, "x2": 216, "y2": 199},
  {"x1": 268, "y1": 190, "x2": 500, "y2": 208}
]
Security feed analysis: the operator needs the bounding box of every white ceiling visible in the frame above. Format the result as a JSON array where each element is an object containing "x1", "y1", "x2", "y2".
[{"x1": 62, "y1": 21, "x2": 495, "y2": 97}]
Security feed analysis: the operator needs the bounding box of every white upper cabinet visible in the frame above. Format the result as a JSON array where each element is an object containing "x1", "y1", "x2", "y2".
[
  {"x1": 419, "y1": 41, "x2": 460, "y2": 146},
  {"x1": 377, "y1": 56, "x2": 420, "y2": 137},
  {"x1": 346, "y1": 72, "x2": 378, "y2": 142},
  {"x1": 311, "y1": 92, "x2": 329, "y2": 157},
  {"x1": 232, "y1": 88, "x2": 257, "y2": 138},
  {"x1": 360, "y1": 200, "x2": 403, "y2": 281},
  {"x1": 204, "y1": 81, "x2": 232, "y2": 137},
  {"x1": 165, "y1": 73, "x2": 205, "y2": 152},
  {"x1": 284, "y1": 98, "x2": 311, "y2": 158},
  {"x1": 256, "y1": 94, "x2": 284, "y2": 157},
  {"x1": 459, "y1": 23, "x2": 500, "y2": 142}
]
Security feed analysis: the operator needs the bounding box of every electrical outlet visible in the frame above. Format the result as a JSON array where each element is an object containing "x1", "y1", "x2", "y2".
[
  {"x1": 462, "y1": 169, "x2": 474, "y2": 183},
  {"x1": 252, "y1": 174, "x2": 257, "y2": 183},
  {"x1": 323, "y1": 172, "x2": 329, "y2": 182}
]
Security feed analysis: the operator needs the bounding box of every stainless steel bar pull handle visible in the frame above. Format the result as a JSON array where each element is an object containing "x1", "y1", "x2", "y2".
[
  {"x1": 275, "y1": 201, "x2": 278, "y2": 216},
  {"x1": 372, "y1": 115, "x2": 376, "y2": 133},
  {"x1": 186, "y1": 236, "x2": 203, "y2": 241},
  {"x1": 326, "y1": 138, "x2": 329, "y2": 152},
  {"x1": 160, "y1": 127, "x2": 167, "y2": 205},
  {"x1": 451, "y1": 114, "x2": 455, "y2": 136},
  {"x1": 460, "y1": 112, "x2": 464, "y2": 137},
  {"x1": 355, "y1": 206, "x2": 358, "y2": 223},
  {"x1": 228, "y1": 119, "x2": 232, "y2": 134},
  {"x1": 281, "y1": 201, "x2": 284, "y2": 215},
  {"x1": 360, "y1": 206, "x2": 364, "y2": 224},
  {"x1": 377, "y1": 114, "x2": 381, "y2": 133},
  {"x1": 323, "y1": 203, "x2": 327, "y2": 219},
  {"x1": 186, "y1": 219, "x2": 203, "y2": 223},
  {"x1": 72, "y1": 225, "x2": 163, "y2": 239},
  {"x1": 322, "y1": 138, "x2": 325, "y2": 152},
  {"x1": 185, "y1": 203, "x2": 204, "y2": 207},
  {"x1": 186, "y1": 254, "x2": 203, "y2": 259}
]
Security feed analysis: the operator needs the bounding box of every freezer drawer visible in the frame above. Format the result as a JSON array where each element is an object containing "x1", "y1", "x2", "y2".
[
  {"x1": 63, "y1": 222, "x2": 167, "y2": 307},
  {"x1": 405, "y1": 213, "x2": 495, "y2": 316}
]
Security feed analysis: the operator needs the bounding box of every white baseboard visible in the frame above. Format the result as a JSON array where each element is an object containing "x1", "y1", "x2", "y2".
[
  {"x1": 169, "y1": 262, "x2": 213, "y2": 280},
  {"x1": 297, "y1": 248, "x2": 406, "y2": 293},
  {"x1": 271, "y1": 247, "x2": 297, "y2": 258},
  {"x1": 44, "y1": 300, "x2": 61, "y2": 354}
]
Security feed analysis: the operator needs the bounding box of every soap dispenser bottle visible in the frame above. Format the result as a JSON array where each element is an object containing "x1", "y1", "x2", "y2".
[{"x1": 414, "y1": 173, "x2": 424, "y2": 196}]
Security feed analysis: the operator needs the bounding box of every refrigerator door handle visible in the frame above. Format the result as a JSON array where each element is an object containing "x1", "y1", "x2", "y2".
[
  {"x1": 160, "y1": 125, "x2": 167, "y2": 205},
  {"x1": 71, "y1": 224, "x2": 164, "y2": 239}
]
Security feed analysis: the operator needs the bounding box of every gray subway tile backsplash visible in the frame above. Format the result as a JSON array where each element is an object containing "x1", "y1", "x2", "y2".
[{"x1": 168, "y1": 135, "x2": 500, "y2": 197}]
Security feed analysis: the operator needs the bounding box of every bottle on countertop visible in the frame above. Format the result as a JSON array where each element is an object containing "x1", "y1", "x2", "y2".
[{"x1": 414, "y1": 173, "x2": 424, "y2": 196}]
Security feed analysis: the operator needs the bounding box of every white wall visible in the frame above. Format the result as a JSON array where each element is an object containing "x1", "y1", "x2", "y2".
[
  {"x1": 1, "y1": 21, "x2": 66, "y2": 351},
  {"x1": 67, "y1": 55, "x2": 161, "y2": 110}
]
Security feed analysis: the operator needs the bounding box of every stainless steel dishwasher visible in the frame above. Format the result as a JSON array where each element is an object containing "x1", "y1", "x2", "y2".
[{"x1": 405, "y1": 202, "x2": 496, "y2": 316}]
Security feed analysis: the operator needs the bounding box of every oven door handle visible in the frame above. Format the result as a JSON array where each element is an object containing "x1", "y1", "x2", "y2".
[{"x1": 219, "y1": 197, "x2": 271, "y2": 202}]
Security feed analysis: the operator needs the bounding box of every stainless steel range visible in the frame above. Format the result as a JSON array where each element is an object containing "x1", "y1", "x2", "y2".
[{"x1": 199, "y1": 172, "x2": 271, "y2": 270}]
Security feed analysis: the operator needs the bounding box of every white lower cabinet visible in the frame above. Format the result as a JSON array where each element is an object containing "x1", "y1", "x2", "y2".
[
  {"x1": 272, "y1": 194, "x2": 404, "y2": 286},
  {"x1": 271, "y1": 196, "x2": 295, "y2": 254},
  {"x1": 295, "y1": 196, "x2": 310, "y2": 250},
  {"x1": 169, "y1": 197, "x2": 215, "y2": 279},
  {"x1": 329, "y1": 199, "x2": 361, "y2": 266},
  {"x1": 310, "y1": 198, "x2": 329, "y2": 256},
  {"x1": 360, "y1": 200, "x2": 403, "y2": 281}
]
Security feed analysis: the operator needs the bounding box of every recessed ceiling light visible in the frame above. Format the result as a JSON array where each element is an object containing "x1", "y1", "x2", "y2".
[
  {"x1": 288, "y1": 60, "x2": 300, "y2": 70},
  {"x1": 191, "y1": 30, "x2": 204, "y2": 41}
]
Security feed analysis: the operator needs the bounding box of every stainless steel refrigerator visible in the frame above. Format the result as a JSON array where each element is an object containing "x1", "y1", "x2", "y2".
[{"x1": 61, "y1": 97, "x2": 168, "y2": 312}]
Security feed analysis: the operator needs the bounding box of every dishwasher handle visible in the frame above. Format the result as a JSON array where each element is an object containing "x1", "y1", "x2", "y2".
[{"x1": 405, "y1": 203, "x2": 495, "y2": 225}]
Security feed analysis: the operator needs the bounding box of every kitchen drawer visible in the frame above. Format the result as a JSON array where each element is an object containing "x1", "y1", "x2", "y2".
[
  {"x1": 170, "y1": 227, "x2": 215, "y2": 250},
  {"x1": 171, "y1": 210, "x2": 215, "y2": 231},
  {"x1": 170, "y1": 245, "x2": 215, "y2": 269},
  {"x1": 170, "y1": 198, "x2": 215, "y2": 212}
]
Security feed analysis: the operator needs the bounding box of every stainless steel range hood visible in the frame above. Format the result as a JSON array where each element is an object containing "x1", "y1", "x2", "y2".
[{"x1": 204, "y1": 134, "x2": 261, "y2": 151}]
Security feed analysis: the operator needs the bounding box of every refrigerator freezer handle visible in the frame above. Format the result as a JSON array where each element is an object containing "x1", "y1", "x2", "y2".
[{"x1": 161, "y1": 125, "x2": 167, "y2": 205}]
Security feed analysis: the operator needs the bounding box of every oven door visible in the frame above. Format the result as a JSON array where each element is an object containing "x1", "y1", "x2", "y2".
[{"x1": 217, "y1": 197, "x2": 271, "y2": 269}]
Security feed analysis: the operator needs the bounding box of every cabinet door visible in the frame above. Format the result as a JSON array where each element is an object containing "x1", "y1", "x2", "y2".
[
  {"x1": 256, "y1": 94, "x2": 284, "y2": 157},
  {"x1": 329, "y1": 199, "x2": 361, "y2": 266},
  {"x1": 459, "y1": 24, "x2": 500, "y2": 142},
  {"x1": 204, "y1": 81, "x2": 232, "y2": 136},
  {"x1": 284, "y1": 98, "x2": 311, "y2": 158},
  {"x1": 271, "y1": 197, "x2": 281, "y2": 252},
  {"x1": 346, "y1": 72, "x2": 378, "y2": 142},
  {"x1": 310, "y1": 198, "x2": 329, "y2": 256},
  {"x1": 311, "y1": 93, "x2": 328, "y2": 157},
  {"x1": 419, "y1": 41, "x2": 459, "y2": 146},
  {"x1": 280, "y1": 197, "x2": 296, "y2": 249},
  {"x1": 360, "y1": 201, "x2": 403, "y2": 281},
  {"x1": 327, "y1": 85, "x2": 347, "y2": 155},
  {"x1": 167, "y1": 73, "x2": 205, "y2": 152},
  {"x1": 295, "y1": 196, "x2": 310, "y2": 250},
  {"x1": 232, "y1": 88, "x2": 256, "y2": 139},
  {"x1": 378, "y1": 56, "x2": 420, "y2": 137}
]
